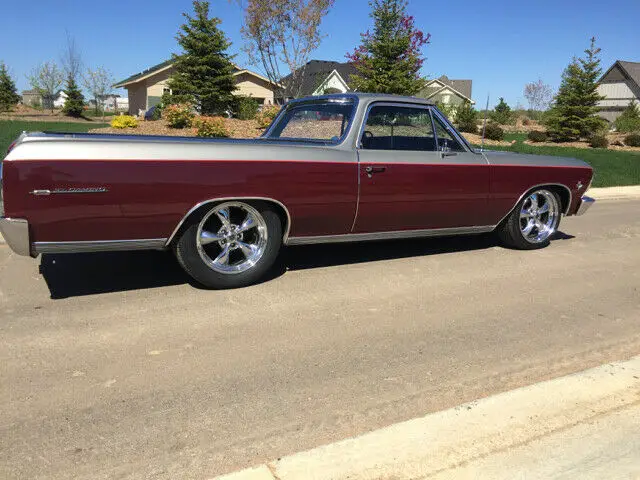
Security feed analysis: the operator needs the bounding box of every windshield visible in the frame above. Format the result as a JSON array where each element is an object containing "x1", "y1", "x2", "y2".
[{"x1": 266, "y1": 100, "x2": 356, "y2": 143}]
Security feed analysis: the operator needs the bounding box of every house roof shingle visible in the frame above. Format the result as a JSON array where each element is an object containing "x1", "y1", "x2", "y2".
[
  {"x1": 113, "y1": 59, "x2": 175, "y2": 88},
  {"x1": 435, "y1": 75, "x2": 472, "y2": 100},
  {"x1": 615, "y1": 60, "x2": 640, "y2": 89}
]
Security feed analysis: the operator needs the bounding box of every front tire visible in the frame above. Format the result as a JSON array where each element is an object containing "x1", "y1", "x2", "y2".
[
  {"x1": 174, "y1": 201, "x2": 282, "y2": 288},
  {"x1": 498, "y1": 189, "x2": 561, "y2": 250}
]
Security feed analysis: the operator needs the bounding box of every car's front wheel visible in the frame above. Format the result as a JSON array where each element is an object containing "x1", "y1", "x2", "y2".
[
  {"x1": 174, "y1": 201, "x2": 282, "y2": 288},
  {"x1": 498, "y1": 188, "x2": 561, "y2": 249}
]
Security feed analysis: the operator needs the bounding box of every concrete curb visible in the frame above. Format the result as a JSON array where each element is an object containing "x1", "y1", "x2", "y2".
[
  {"x1": 212, "y1": 357, "x2": 640, "y2": 480},
  {"x1": 588, "y1": 185, "x2": 640, "y2": 200}
]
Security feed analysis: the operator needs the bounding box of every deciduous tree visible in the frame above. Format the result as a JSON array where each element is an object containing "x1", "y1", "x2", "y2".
[
  {"x1": 346, "y1": 0, "x2": 430, "y2": 95},
  {"x1": 524, "y1": 79, "x2": 553, "y2": 111},
  {"x1": 167, "y1": 1, "x2": 237, "y2": 115},
  {"x1": 0, "y1": 62, "x2": 20, "y2": 112},
  {"x1": 83, "y1": 66, "x2": 114, "y2": 116},
  {"x1": 545, "y1": 37, "x2": 606, "y2": 141},
  {"x1": 239, "y1": 0, "x2": 334, "y2": 100},
  {"x1": 28, "y1": 61, "x2": 64, "y2": 113}
]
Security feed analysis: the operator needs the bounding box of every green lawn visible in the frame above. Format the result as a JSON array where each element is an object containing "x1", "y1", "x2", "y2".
[
  {"x1": 1, "y1": 120, "x2": 108, "y2": 159},
  {"x1": 473, "y1": 133, "x2": 640, "y2": 187}
]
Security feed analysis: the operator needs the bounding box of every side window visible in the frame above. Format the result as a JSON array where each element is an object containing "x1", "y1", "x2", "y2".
[
  {"x1": 432, "y1": 114, "x2": 465, "y2": 152},
  {"x1": 360, "y1": 105, "x2": 436, "y2": 151}
]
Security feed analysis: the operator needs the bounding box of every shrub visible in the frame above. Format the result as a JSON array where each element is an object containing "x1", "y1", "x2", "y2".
[
  {"x1": 483, "y1": 122, "x2": 504, "y2": 141},
  {"x1": 522, "y1": 117, "x2": 531, "y2": 126},
  {"x1": 110, "y1": 115, "x2": 138, "y2": 129},
  {"x1": 455, "y1": 101, "x2": 477, "y2": 134},
  {"x1": 624, "y1": 133, "x2": 640, "y2": 147},
  {"x1": 192, "y1": 116, "x2": 229, "y2": 137},
  {"x1": 256, "y1": 105, "x2": 280, "y2": 129},
  {"x1": 164, "y1": 103, "x2": 194, "y2": 128},
  {"x1": 435, "y1": 101, "x2": 457, "y2": 120},
  {"x1": 614, "y1": 100, "x2": 640, "y2": 133},
  {"x1": 234, "y1": 96, "x2": 260, "y2": 120},
  {"x1": 589, "y1": 135, "x2": 608, "y2": 148},
  {"x1": 527, "y1": 130, "x2": 548, "y2": 142}
]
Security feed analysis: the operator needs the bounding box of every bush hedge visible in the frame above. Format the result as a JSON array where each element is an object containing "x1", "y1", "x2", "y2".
[
  {"x1": 256, "y1": 105, "x2": 280, "y2": 129},
  {"x1": 192, "y1": 116, "x2": 229, "y2": 138},
  {"x1": 589, "y1": 135, "x2": 609, "y2": 149},
  {"x1": 234, "y1": 96, "x2": 260, "y2": 120},
  {"x1": 110, "y1": 115, "x2": 138, "y2": 129},
  {"x1": 527, "y1": 130, "x2": 548, "y2": 142},
  {"x1": 484, "y1": 122, "x2": 504, "y2": 141},
  {"x1": 624, "y1": 133, "x2": 640, "y2": 147},
  {"x1": 164, "y1": 103, "x2": 194, "y2": 128}
]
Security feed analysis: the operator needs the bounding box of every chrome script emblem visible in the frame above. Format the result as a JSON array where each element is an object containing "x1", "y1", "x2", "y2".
[{"x1": 30, "y1": 187, "x2": 109, "y2": 196}]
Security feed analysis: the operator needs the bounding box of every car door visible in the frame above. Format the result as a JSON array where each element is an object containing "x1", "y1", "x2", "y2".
[{"x1": 353, "y1": 103, "x2": 492, "y2": 233}]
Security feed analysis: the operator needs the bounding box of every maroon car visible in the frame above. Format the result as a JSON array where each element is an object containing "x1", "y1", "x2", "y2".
[{"x1": 0, "y1": 93, "x2": 594, "y2": 288}]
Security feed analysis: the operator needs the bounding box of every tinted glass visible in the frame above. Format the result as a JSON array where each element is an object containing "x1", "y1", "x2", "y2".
[
  {"x1": 360, "y1": 105, "x2": 436, "y2": 151},
  {"x1": 268, "y1": 102, "x2": 355, "y2": 142},
  {"x1": 433, "y1": 114, "x2": 465, "y2": 152}
]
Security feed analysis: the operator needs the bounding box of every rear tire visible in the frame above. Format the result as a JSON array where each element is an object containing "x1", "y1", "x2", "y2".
[
  {"x1": 498, "y1": 189, "x2": 561, "y2": 250},
  {"x1": 174, "y1": 201, "x2": 282, "y2": 288}
]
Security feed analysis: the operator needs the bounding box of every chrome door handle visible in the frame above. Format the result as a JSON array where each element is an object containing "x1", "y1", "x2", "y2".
[{"x1": 365, "y1": 166, "x2": 386, "y2": 177}]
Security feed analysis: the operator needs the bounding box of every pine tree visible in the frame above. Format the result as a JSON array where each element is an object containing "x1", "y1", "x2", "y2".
[
  {"x1": 347, "y1": 0, "x2": 430, "y2": 95},
  {"x1": 546, "y1": 37, "x2": 606, "y2": 141},
  {"x1": 614, "y1": 100, "x2": 640, "y2": 133},
  {"x1": 62, "y1": 74, "x2": 85, "y2": 117},
  {"x1": 455, "y1": 101, "x2": 478, "y2": 134},
  {"x1": 490, "y1": 97, "x2": 512, "y2": 125},
  {"x1": 0, "y1": 62, "x2": 20, "y2": 112},
  {"x1": 167, "y1": 1, "x2": 237, "y2": 115}
]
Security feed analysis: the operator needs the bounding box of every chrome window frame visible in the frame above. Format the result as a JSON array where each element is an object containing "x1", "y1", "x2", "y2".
[
  {"x1": 430, "y1": 107, "x2": 475, "y2": 152},
  {"x1": 356, "y1": 102, "x2": 471, "y2": 154},
  {"x1": 263, "y1": 95, "x2": 359, "y2": 146}
]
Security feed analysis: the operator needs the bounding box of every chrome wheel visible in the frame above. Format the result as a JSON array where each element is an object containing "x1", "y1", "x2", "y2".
[
  {"x1": 519, "y1": 190, "x2": 559, "y2": 244},
  {"x1": 196, "y1": 202, "x2": 268, "y2": 274}
]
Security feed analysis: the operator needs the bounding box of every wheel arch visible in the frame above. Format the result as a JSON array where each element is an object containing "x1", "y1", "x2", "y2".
[
  {"x1": 165, "y1": 197, "x2": 292, "y2": 247},
  {"x1": 497, "y1": 183, "x2": 572, "y2": 227}
]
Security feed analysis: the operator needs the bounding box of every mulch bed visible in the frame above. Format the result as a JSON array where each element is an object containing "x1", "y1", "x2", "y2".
[{"x1": 90, "y1": 118, "x2": 264, "y2": 139}]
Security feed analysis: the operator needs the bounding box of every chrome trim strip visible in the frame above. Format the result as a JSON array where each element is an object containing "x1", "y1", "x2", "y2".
[
  {"x1": 33, "y1": 238, "x2": 167, "y2": 255},
  {"x1": 0, "y1": 217, "x2": 31, "y2": 256},
  {"x1": 286, "y1": 225, "x2": 494, "y2": 246},
  {"x1": 496, "y1": 183, "x2": 573, "y2": 226},
  {"x1": 165, "y1": 197, "x2": 292, "y2": 247},
  {"x1": 575, "y1": 195, "x2": 595, "y2": 216}
]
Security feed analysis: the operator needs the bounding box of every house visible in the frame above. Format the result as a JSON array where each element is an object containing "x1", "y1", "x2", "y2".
[
  {"x1": 417, "y1": 75, "x2": 474, "y2": 106},
  {"x1": 281, "y1": 60, "x2": 357, "y2": 99},
  {"x1": 113, "y1": 60, "x2": 279, "y2": 115},
  {"x1": 281, "y1": 60, "x2": 474, "y2": 106},
  {"x1": 21, "y1": 89, "x2": 69, "y2": 109},
  {"x1": 52, "y1": 91, "x2": 68, "y2": 108},
  {"x1": 21, "y1": 89, "x2": 41, "y2": 107},
  {"x1": 597, "y1": 60, "x2": 640, "y2": 122}
]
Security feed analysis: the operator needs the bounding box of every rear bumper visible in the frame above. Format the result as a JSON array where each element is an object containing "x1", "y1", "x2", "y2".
[
  {"x1": 0, "y1": 217, "x2": 32, "y2": 256},
  {"x1": 575, "y1": 195, "x2": 595, "y2": 216}
]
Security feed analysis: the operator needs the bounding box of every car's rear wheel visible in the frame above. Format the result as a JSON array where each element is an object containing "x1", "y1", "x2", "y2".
[
  {"x1": 174, "y1": 201, "x2": 282, "y2": 288},
  {"x1": 498, "y1": 188, "x2": 561, "y2": 249}
]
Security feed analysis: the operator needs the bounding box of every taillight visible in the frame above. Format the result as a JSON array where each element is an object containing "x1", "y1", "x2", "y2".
[{"x1": 7, "y1": 140, "x2": 17, "y2": 155}]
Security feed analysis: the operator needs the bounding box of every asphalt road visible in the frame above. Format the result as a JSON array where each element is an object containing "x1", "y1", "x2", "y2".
[{"x1": 1, "y1": 199, "x2": 639, "y2": 480}]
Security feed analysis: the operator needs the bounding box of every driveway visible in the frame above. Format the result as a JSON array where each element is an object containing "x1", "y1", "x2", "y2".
[{"x1": 1, "y1": 199, "x2": 639, "y2": 479}]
